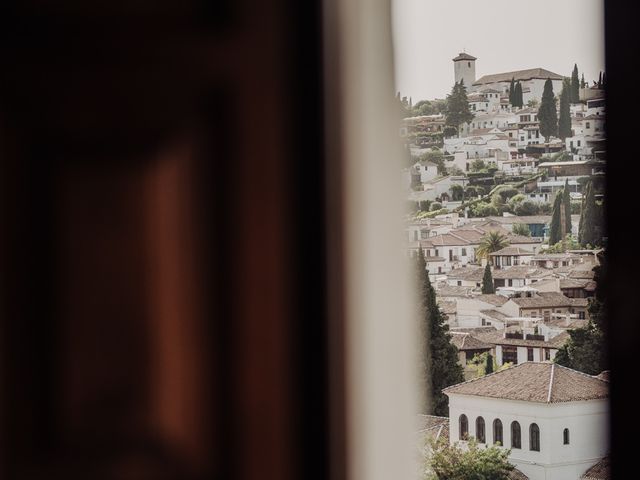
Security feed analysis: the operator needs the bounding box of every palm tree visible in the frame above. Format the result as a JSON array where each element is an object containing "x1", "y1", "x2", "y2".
[{"x1": 476, "y1": 231, "x2": 509, "y2": 259}]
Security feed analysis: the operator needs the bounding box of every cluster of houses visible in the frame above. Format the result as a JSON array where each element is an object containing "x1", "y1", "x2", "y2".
[
  {"x1": 402, "y1": 53, "x2": 606, "y2": 209},
  {"x1": 405, "y1": 54, "x2": 609, "y2": 477}
]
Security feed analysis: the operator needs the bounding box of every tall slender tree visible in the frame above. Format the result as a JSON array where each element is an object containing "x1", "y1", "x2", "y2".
[
  {"x1": 514, "y1": 81, "x2": 523, "y2": 108},
  {"x1": 558, "y1": 79, "x2": 572, "y2": 140},
  {"x1": 481, "y1": 264, "x2": 495, "y2": 294},
  {"x1": 508, "y1": 77, "x2": 515, "y2": 105},
  {"x1": 538, "y1": 78, "x2": 558, "y2": 142},
  {"x1": 445, "y1": 80, "x2": 474, "y2": 138},
  {"x1": 415, "y1": 248, "x2": 464, "y2": 416},
  {"x1": 602, "y1": 72, "x2": 606, "y2": 88},
  {"x1": 548, "y1": 192, "x2": 563, "y2": 245},
  {"x1": 578, "y1": 180, "x2": 596, "y2": 246},
  {"x1": 598, "y1": 71, "x2": 602, "y2": 88},
  {"x1": 581, "y1": 73, "x2": 586, "y2": 89},
  {"x1": 563, "y1": 180, "x2": 572, "y2": 238},
  {"x1": 571, "y1": 64, "x2": 580, "y2": 103}
]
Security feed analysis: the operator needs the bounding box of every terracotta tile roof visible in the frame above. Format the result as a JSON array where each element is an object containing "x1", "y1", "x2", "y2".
[
  {"x1": 436, "y1": 285, "x2": 474, "y2": 298},
  {"x1": 430, "y1": 233, "x2": 471, "y2": 246},
  {"x1": 446, "y1": 266, "x2": 484, "y2": 281},
  {"x1": 450, "y1": 332, "x2": 494, "y2": 351},
  {"x1": 476, "y1": 330, "x2": 569, "y2": 348},
  {"x1": 490, "y1": 246, "x2": 535, "y2": 256},
  {"x1": 453, "y1": 52, "x2": 477, "y2": 61},
  {"x1": 479, "y1": 309, "x2": 510, "y2": 322},
  {"x1": 473, "y1": 68, "x2": 563, "y2": 85},
  {"x1": 545, "y1": 318, "x2": 588, "y2": 329},
  {"x1": 569, "y1": 269, "x2": 596, "y2": 280},
  {"x1": 532, "y1": 253, "x2": 580, "y2": 261},
  {"x1": 509, "y1": 468, "x2": 530, "y2": 480},
  {"x1": 416, "y1": 414, "x2": 450, "y2": 443},
  {"x1": 450, "y1": 326, "x2": 498, "y2": 334},
  {"x1": 437, "y1": 300, "x2": 457, "y2": 315},
  {"x1": 492, "y1": 266, "x2": 551, "y2": 280},
  {"x1": 444, "y1": 362, "x2": 609, "y2": 403},
  {"x1": 595, "y1": 371, "x2": 610, "y2": 382},
  {"x1": 507, "y1": 235, "x2": 542, "y2": 245},
  {"x1": 581, "y1": 456, "x2": 610, "y2": 479},
  {"x1": 569, "y1": 298, "x2": 589, "y2": 307},
  {"x1": 509, "y1": 292, "x2": 573, "y2": 308},
  {"x1": 559, "y1": 278, "x2": 591, "y2": 289},
  {"x1": 474, "y1": 294, "x2": 509, "y2": 306}
]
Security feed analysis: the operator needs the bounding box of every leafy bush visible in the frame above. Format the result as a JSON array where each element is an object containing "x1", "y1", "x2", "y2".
[
  {"x1": 512, "y1": 223, "x2": 531, "y2": 236},
  {"x1": 425, "y1": 438, "x2": 515, "y2": 480}
]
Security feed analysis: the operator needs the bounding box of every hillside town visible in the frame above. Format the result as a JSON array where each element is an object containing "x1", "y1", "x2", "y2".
[{"x1": 405, "y1": 54, "x2": 609, "y2": 480}]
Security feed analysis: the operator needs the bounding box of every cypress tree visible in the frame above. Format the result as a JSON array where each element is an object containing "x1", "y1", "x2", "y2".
[
  {"x1": 549, "y1": 192, "x2": 563, "y2": 245},
  {"x1": 598, "y1": 71, "x2": 602, "y2": 88},
  {"x1": 538, "y1": 78, "x2": 558, "y2": 142},
  {"x1": 485, "y1": 353, "x2": 494, "y2": 375},
  {"x1": 514, "y1": 81, "x2": 523, "y2": 108},
  {"x1": 509, "y1": 77, "x2": 515, "y2": 105},
  {"x1": 578, "y1": 181, "x2": 596, "y2": 246},
  {"x1": 415, "y1": 248, "x2": 464, "y2": 416},
  {"x1": 558, "y1": 79, "x2": 572, "y2": 140},
  {"x1": 563, "y1": 180, "x2": 572, "y2": 238},
  {"x1": 445, "y1": 80, "x2": 474, "y2": 137},
  {"x1": 602, "y1": 72, "x2": 606, "y2": 88},
  {"x1": 581, "y1": 73, "x2": 586, "y2": 89},
  {"x1": 481, "y1": 264, "x2": 495, "y2": 294},
  {"x1": 571, "y1": 64, "x2": 580, "y2": 103}
]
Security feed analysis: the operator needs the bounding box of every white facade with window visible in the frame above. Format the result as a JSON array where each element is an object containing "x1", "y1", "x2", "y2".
[{"x1": 448, "y1": 395, "x2": 609, "y2": 480}]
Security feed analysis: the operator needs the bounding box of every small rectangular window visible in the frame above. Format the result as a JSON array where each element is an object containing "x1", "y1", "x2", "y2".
[{"x1": 527, "y1": 348, "x2": 534, "y2": 361}]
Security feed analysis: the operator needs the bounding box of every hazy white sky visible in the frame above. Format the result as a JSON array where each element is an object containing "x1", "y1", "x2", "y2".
[{"x1": 392, "y1": 0, "x2": 605, "y2": 101}]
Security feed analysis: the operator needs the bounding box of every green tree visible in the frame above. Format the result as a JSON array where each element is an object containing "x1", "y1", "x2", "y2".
[
  {"x1": 484, "y1": 352, "x2": 494, "y2": 375},
  {"x1": 426, "y1": 438, "x2": 515, "y2": 480},
  {"x1": 544, "y1": 234, "x2": 580, "y2": 253},
  {"x1": 579, "y1": 180, "x2": 597, "y2": 246},
  {"x1": 538, "y1": 78, "x2": 558, "y2": 143},
  {"x1": 508, "y1": 77, "x2": 515, "y2": 105},
  {"x1": 563, "y1": 180, "x2": 572, "y2": 238},
  {"x1": 445, "y1": 80, "x2": 474, "y2": 137},
  {"x1": 571, "y1": 64, "x2": 580, "y2": 103},
  {"x1": 450, "y1": 184, "x2": 464, "y2": 201},
  {"x1": 470, "y1": 159, "x2": 487, "y2": 172},
  {"x1": 476, "y1": 231, "x2": 509, "y2": 259},
  {"x1": 514, "y1": 200, "x2": 540, "y2": 216},
  {"x1": 527, "y1": 98, "x2": 539, "y2": 108},
  {"x1": 538, "y1": 78, "x2": 558, "y2": 142},
  {"x1": 512, "y1": 223, "x2": 531, "y2": 236},
  {"x1": 415, "y1": 249, "x2": 464, "y2": 416},
  {"x1": 513, "y1": 81, "x2": 523, "y2": 108},
  {"x1": 548, "y1": 192, "x2": 563, "y2": 245},
  {"x1": 558, "y1": 79, "x2": 572, "y2": 140},
  {"x1": 481, "y1": 264, "x2": 495, "y2": 294},
  {"x1": 580, "y1": 73, "x2": 586, "y2": 89},
  {"x1": 555, "y1": 261, "x2": 608, "y2": 375}
]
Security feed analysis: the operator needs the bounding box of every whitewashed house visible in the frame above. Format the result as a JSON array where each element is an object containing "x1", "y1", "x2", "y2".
[{"x1": 444, "y1": 362, "x2": 609, "y2": 480}]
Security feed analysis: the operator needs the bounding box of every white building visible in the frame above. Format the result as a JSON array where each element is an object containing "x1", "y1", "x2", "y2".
[{"x1": 444, "y1": 362, "x2": 609, "y2": 480}]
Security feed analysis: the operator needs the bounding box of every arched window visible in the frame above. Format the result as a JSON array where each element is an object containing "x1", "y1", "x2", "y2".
[
  {"x1": 476, "y1": 417, "x2": 485, "y2": 443},
  {"x1": 493, "y1": 419, "x2": 503, "y2": 445},
  {"x1": 511, "y1": 421, "x2": 521, "y2": 449},
  {"x1": 459, "y1": 414, "x2": 468, "y2": 440},
  {"x1": 563, "y1": 428, "x2": 570, "y2": 445},
  {"x1": 530, "y1": 423, "x2": 540, "y2": 451}
]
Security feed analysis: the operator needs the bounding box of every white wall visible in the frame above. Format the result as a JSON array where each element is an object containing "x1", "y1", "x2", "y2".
[{"x1": 448, "y1": 395, "x2": 609, "y2": 480}]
